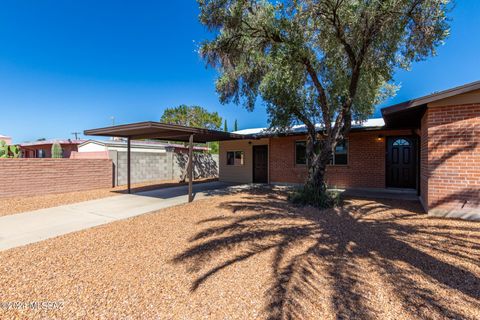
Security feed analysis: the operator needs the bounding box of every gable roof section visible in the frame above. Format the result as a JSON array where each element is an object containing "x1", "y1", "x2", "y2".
[{"x1": 381, "y1": 80, "x2": 480, "y2": 128}]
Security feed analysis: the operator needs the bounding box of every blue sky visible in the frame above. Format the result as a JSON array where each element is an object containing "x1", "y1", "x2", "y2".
[{"x1": 0, "y1": 0, "x2": 479, "y2": 143}]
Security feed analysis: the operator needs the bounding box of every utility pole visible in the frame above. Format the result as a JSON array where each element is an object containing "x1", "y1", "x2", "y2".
[
  {"x1": 71, "y1": 132, "x2": 81, "y2": 140},
  {"x1": 110, "y1": 116, "x2": 116, "y2": 140}
]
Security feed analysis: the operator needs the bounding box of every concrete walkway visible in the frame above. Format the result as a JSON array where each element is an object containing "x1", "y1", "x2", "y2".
[{"x1": 0, "y1": 181, "x2": 240, "y2": 252}]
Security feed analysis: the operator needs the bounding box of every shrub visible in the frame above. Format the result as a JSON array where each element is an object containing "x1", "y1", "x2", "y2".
[
  {"x1": 288, "y1": 184, "x2": 342, "y2": 209},
  {"x1": 51, "y1": 143, "x2": 63, "y2": 158},
  {"x1": 0, "y1": 140, "x2": 21, "y2": 158}
]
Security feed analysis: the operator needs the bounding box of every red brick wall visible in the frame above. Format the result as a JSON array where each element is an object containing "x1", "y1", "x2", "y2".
[
  {"x1": 426, "y1": 104, "x2": 480, "y2": 215},
  {"x1": 269, "y1": 129, "x2": 412, "y2": 188},
  {"x1": 420, "y1": 111, "x2": 429, "y2": 209},
  {"x1": 0, "y1": 159, "x2": 113, "y2": 198}
]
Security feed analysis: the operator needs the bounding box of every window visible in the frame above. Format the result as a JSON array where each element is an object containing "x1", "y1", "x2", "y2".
[
  {"x1": 393, "y1": 138, "x2": 410, "y2": 146},
  {"x1": 295, "y1": 141, "x2": 307, "y2": 165},
  {"x1": 331, "y1": 140, "x2": 348, "y2": 165},
  {"x1": 294, "y1": 139, "x2": 348, "y2": 166},
  {"x1": 36, "y1": 149, "x2": 46, "y2": 158},
  {"x1": 226, "y1": 151, "x2": 244, "y2": 166}
]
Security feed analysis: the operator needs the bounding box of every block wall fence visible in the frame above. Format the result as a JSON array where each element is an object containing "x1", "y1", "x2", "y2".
[
  {"x1": 110, "y1": 151, "x2": 219, "y2": 186},
  {"x1": 0, "y1": 159, "x2": 113, "y2": 198}
]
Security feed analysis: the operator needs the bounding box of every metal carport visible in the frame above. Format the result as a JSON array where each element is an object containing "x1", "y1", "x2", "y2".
[{"x1": 84, "y1": 121, "x2": 250, "y2": 202}]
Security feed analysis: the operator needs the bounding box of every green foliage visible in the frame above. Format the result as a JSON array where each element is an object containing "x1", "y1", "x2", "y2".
[
  {"x1": 160, "y1": 105, "x2": 223, "y2": 154},
  {"x1": 0, "y1": 140, "x2": 8, "y2": 158},
  {"x1": 9, "y1": 145, "x2": 21, "y2": 158},
  {"x1": 198, "y1": 0, "x2": 450, "y2": 201},
  {"x1": 224, "y1": 119, "x2": 228, "y2": 132},
  {"x1": 234, "y1": 119, "x2": 238, "y2": 131},
  {"x1": 288, "y1": 184, "x2": 342, "y2": 209},
  {"x1": 208, "y1": 141, "x2": 219, "y2": 154},
  {"x1": 160, "y1": 105, "x2": 222, "y2": 130},
  {"x1": 199, "y1": 0, "x2": 450, "y2": 122},
  {"x1": 51, "y1": 143, "x2": 63, "y2": 158},
  {"x1": 0, "y1": 140, "x2": 21, "y2": 158}
]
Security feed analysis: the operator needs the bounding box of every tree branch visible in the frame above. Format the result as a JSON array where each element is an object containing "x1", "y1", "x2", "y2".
[{"x1": 302, "y1": 58, "x2": 331, "y2": 132}]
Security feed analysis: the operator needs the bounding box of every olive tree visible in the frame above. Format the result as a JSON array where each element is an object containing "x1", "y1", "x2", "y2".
[{"x1": 198, "y1": 0, "x2": 450, "y2": 206}]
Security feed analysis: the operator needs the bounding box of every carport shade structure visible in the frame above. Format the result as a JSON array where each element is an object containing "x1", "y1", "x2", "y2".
[{"x1": 84, "y1": 121, "x2": 252, "y2": 202}]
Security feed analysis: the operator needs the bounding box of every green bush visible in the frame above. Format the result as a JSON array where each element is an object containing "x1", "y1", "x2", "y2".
[
  {"x1": 0, "y1": 140, "x2": 21, "y2": 158},
  {"x1": 0, "y1": 140, "x2": 7, "y2": 158},
  {"x1": 288, "y1": 183, "x2": 342, "y2": 209},
  {"x1": 51, "y1": 143, "x2": 63, "y2": 158}
]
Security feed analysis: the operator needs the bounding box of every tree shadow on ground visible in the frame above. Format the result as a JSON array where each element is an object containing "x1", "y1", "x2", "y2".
[{"x1": 173, "y1": 188, "x2": 480, "y2": 319}]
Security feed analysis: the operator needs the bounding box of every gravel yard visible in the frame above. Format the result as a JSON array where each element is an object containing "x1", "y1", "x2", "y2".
[
  {"x1": 0, "y1": 178, "x2": 216, "y2": 217},
  {"x1": 0, "y1": 187, "x2": 479, "y2": 319}
]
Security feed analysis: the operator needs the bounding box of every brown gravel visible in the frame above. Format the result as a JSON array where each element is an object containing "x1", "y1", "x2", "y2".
[
  {"x1": 0, "y1": 187, "x2": 479, "y2": 319},
  {"x1": 0, "y1": 178, "x2": 216, "y2": 217}
]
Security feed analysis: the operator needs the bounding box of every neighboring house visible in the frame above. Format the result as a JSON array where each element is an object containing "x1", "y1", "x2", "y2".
[
  {"x1": 77, "y1": 139, "x2": 209, "y2": 156},
  {"x1": 20, "y1": 139, "x2": 85, "y2": 158},
  {"x1": 0, "y1": 135, "x2": 12, "y2": 145},
  {"x1": 219, "y1": 81, "x2": 480, "y2": 220}
]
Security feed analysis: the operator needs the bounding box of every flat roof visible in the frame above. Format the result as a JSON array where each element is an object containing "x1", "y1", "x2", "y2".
[
  {"x1": 84, "y1": 121, "x2": 252, "y2": 143},
  {"x1": 232, "y1": 118, "x2": 385, "y2": 137}
]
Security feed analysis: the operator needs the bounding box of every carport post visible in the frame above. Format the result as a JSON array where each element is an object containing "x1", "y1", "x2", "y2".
[
  {"x1": 188, "y1": 134, "x2": 194, "y2": 202},
  {"x1": 127, "y1": 137, "x2": 131, "y2": 194}
]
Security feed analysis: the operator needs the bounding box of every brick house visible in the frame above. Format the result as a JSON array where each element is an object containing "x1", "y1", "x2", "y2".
[
  {"x1": 219, "y1": 81, "x2": 480, "y2": 220},
  {"x1": 20, "y1": 139, "x2": 85, "y2": 158}
]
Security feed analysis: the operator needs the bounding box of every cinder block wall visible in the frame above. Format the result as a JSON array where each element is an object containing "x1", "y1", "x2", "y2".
[
  {"x1": 426, "y1": 104, "x2": 480, "y2": 218},
  {"x1": 0, "y1": 159, "x2": 113, "y2": 198},
  {"x1": 172, "y1": 153, "x2": 219, "y2": 181},
  {"x1": 116, "y1": 152, "x2": 171, "y2": 185},
  {"x1": 111, "y1": 151, "x2": 219, "y2": 186}
]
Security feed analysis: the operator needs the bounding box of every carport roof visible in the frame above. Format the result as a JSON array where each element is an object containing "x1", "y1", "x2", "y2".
[{"x1": 84, "y1": 121, "x2": 252, "y2": 143}]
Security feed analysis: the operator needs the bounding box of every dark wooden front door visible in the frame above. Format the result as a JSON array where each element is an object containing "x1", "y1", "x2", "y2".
[
  {"x1": 253, "y1": 145, "x2": 268, "y2": 183},
  {"x1": 386, "y1": 136, "x2": 417, "y2": 188}
]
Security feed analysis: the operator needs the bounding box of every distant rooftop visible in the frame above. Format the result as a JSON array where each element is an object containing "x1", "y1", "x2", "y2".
[
  {"x1": 232, "y1": 118, "x2": 385, "y2": 136},
  {"x1": 80, "y1": 139, "x2": 210, "y2": 151},
  {"x1": 20, "y1": 139, "x2": 86, "y2": 147}
]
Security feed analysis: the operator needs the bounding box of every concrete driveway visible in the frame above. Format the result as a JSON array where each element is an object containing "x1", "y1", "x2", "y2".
[{"x1": 0, "y1": 181, "x2": 241, "y2": 251}]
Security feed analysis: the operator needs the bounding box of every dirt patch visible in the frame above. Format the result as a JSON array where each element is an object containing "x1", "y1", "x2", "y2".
[
  {"x1": 0, "y1": 188, "x2": 479, "y2": 319},
  {"x1": 0, "y1": 178, "x2": 216, "y2": 217}
]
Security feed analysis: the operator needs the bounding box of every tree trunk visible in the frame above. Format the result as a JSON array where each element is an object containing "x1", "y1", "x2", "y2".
[{"x1": 305, "y1": 140, "x2": 333, "y2": 194}]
